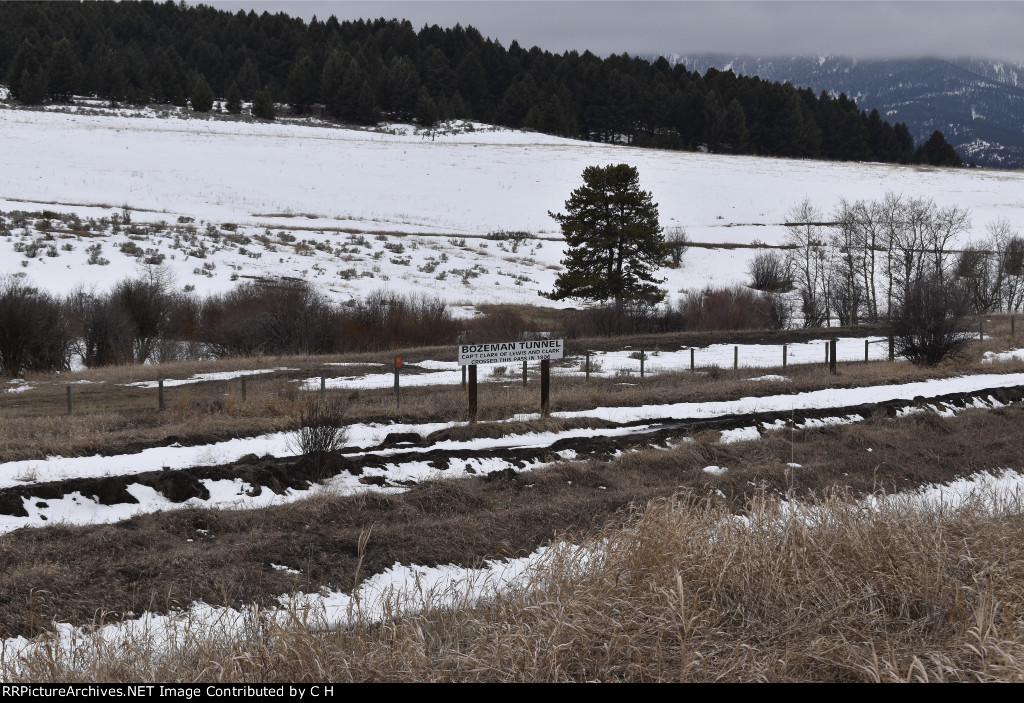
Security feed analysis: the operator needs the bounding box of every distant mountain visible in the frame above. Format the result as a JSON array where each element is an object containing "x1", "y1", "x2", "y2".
[{"x1": 659, "y1": 55, "x2": 1024, "y2": 169}]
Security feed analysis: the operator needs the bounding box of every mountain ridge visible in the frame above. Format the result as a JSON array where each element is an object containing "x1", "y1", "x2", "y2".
[{"x1": 657, "y1": 54, "x2": 1024, "y2": 169}]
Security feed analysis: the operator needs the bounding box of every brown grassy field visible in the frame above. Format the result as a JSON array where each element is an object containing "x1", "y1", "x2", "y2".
[
  {"x1": 2, "y1": 315, "x2": 1023, "y2": 681},
  {"x1": 2, "y1": 402, "x2": 1024, "y2": 680},
  {"x1": 6, "y1": 485, "x2": 1024, "y2": 681}
]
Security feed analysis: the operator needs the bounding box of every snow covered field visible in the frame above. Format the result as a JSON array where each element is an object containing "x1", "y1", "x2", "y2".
[{"x1": 2, "y1": 105, "x2": 1024, "y2": 306}]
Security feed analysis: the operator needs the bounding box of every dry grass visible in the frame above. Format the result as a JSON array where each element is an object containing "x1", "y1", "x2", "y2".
[
  {"x1": 5, "y1": 489, "x2": 1023, "y2": 682},
  {"x1": 2, "y1": 404, "x2": 1024, "y2": 649},
  {"x1": 3, "y1": 352, "x2": 1024, "y2": 461}
]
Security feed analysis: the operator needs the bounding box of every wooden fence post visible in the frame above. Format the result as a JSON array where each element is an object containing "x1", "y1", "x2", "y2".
[
  {"x1": 522, "y1": 359, "x2": 528, "y2": 387},
  {"x1": 889, "y1": 335, "x2": 895, "y2": 361},
  {"x1": 320, "y1": 374, "x2": 326, "y2": 399},
  {"x1": 66, "y1": 385, "x2": 72, "y2": 415},
  {"x1": 782, "y1": 344, "x2": 787, "y2": 369},
  {"x1": 824, "y1": 341, "x2": 829, "y2": 365},
  {"x1": 865, "y1": 338, "x2": 869, "y2": 363},
  {"x1": 734, "y1": 346, "x2": 738, "y2": 370},
  {"x1": 462, "y1": 364, "x2": 467, "y2": 389},
  {"x1": 980, "y1": 319, "x2": 984, "y2": 341},
  {"x1": 829, "y1": 339, "x2": 837, "y2": 374},
  {"x1": 394, "y1": 361, "x2": 401, "y2": 411},
  {"x1": 640, "y1": 350, "x2": 645, "y2": 379},
  {"x1": 585, "y1": 352, "x2": 591, "y2": 380},
  {"x1": 158, "y1": 379, "x2": 165, "y2": 411},
  {"x1": 690, "y1": 347, "x2": 695, "y2": 371}
]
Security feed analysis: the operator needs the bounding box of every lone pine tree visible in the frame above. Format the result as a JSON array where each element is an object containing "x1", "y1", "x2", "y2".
[{"x1": 549, "y1": 164, "x2": 667, "y2": 307}]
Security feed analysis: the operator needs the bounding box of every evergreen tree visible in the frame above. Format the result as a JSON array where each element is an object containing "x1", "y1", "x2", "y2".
[
  {"x1": 916, "y1": 130, "x2": 963, "y2": 167},
  {"x1": 415, "y1": 86, "x2": 438, "y2": 126},
  {"x1": 286, "y1": 54, "x2": 318, "y2": 114},
  {"x1": 6, "y1": 43, "x2": 44, "y2": 103},
  {"x1": 893, "y1": 122, "x2": 916, "y2": 163},
  {"x1": 235, "y1": 57, "x2": 261, "y2": 100},
  {"x1": 549, "y1": 164, "x2": 667, "y2": 307},
  {"x1": 190, "y1": 73, "x2": 214, "y2": 112},
  {"x1": 252, "y1": 88, "x2": 275, "y2": 120},
  {"x1": 225, "y1": 81, "x2": 242, "y2": 114},
  {"x1": 17, "y1": 67, "x2": 48, "y2": 105},
  {"x1": 724, "y1": 98, "x2": 749, "y2": 153},
  {"x1": 355, "y1": 79, "x2": 379, "y2": 124},
  {"x1": 382, "y1": 55, "x2": 419, "y2": 118},
  {"x1": 320, "y1": 50, "x2": 348, "y2": 119},
  {"x1": 46, "y1": 38, "x2": 79, "y2": 102}
]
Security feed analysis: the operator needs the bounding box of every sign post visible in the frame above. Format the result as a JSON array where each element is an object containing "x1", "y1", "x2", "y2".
[
  {"x1": 458, "y1": 339, "x2": 564, "y2": 420},
  {"x1": 541, "y1": 359, "x2": 550, "y2": 417},
  {"x1": 468, "y1": 364, "x2": 478, "y2": 421}
]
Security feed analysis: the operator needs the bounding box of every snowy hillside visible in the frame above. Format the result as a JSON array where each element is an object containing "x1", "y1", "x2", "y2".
[{"x1": 2, "y1": 103, "x2": 1024, "y2": 307}]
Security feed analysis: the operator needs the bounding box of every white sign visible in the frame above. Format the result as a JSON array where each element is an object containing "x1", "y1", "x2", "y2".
[{"x1": 458, "y1": 339, "x2": 564, "y2": 365}]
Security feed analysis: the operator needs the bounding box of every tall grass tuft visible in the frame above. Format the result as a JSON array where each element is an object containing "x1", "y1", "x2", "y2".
[{"x1": 290, "y1": 396, "x2": 348, "y2": 456}]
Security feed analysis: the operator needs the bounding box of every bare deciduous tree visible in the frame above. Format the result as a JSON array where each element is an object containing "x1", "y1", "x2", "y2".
[
  {"x1": 665, "y1": 225, "x2": 689, "y2": 268},
  {"x1": 784, "y1": 197, "x2": 829, "y2": 327}
]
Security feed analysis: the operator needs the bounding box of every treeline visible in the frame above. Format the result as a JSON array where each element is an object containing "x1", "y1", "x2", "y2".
[
  {"x1": 0, "y1": 273, "x2": 794, "y2": 377},
  {"x1": 0, "y1": 277, "x2": 460, "y2": 376},
  {"x1": 0, "y1": 1, "x2": 960, "y2": 165},
  {"x1": 751, "y1": 195, "x2": 1024, "y2": 329}
]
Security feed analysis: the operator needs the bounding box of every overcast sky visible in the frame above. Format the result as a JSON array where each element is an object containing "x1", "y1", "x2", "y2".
[{"x1": 199, "y1": 1, "x2": 1024, "y2": 62}]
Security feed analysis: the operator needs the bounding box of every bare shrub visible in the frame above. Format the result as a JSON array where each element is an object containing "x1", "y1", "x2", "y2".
[
  {"x1": 747, "y1": 250, "x2": 792, "y2": 293},
  {"x1": 291, "y1": 396, "x2": 349, "y2": 456},
  {"x1": 0, "y1": 276, "x2": 74, "y2": 375},
  {"x1": 562, "y1": 302, "x2": 660, "y2": 338},
  {"x1": 892, "y1": 273, "x2": 972, "y2": 365},
  {"x1": 343, "y1": 291, "x2": 459, "y2": 351},
  {"x1": 674, "y1": 286, "x2": 788, "y2": 331},
  {"x1": 466, "y1": 306, "x2": 535, "y2": 343},
  {"x1": 202, "y1": 279, "x2": 341, "y2": 357}
]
